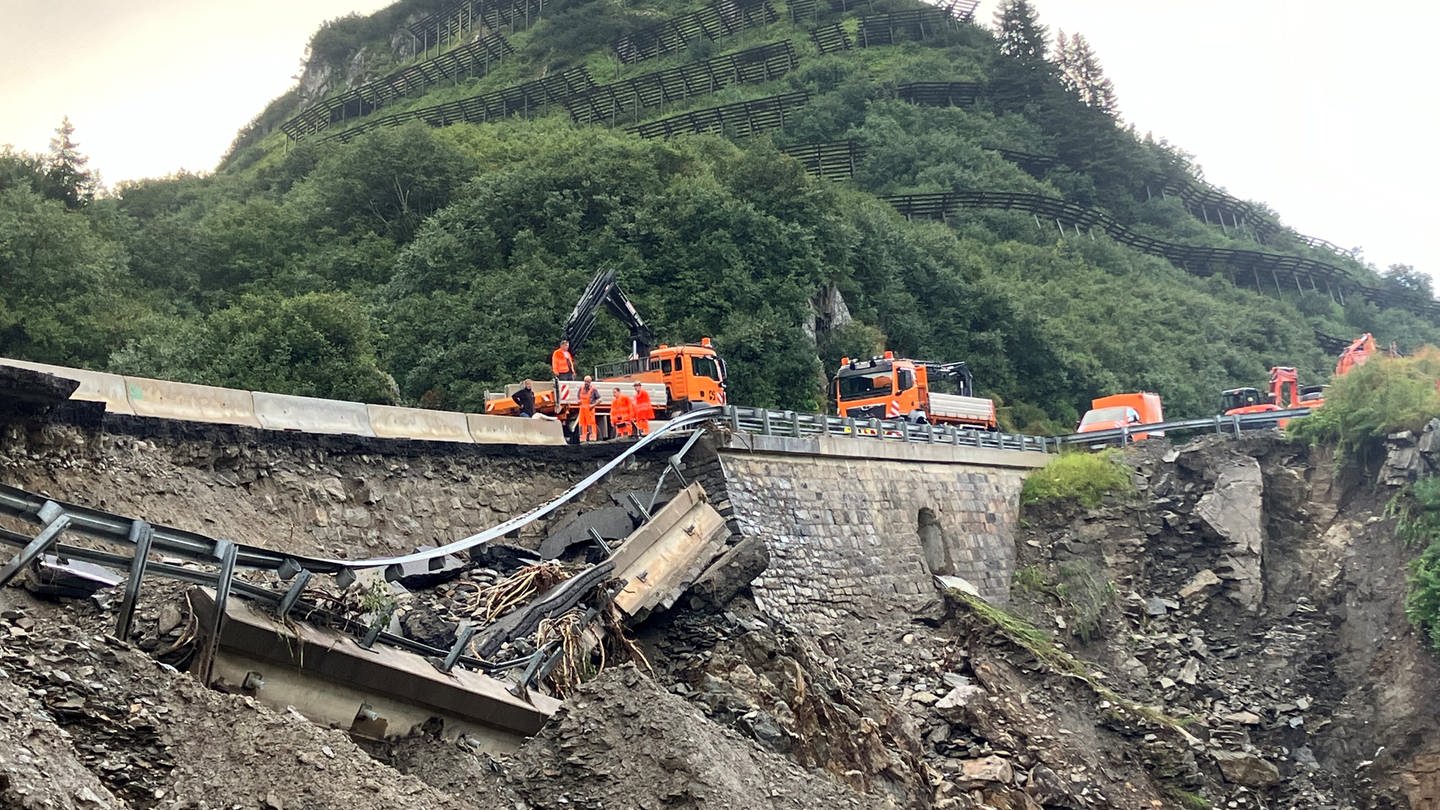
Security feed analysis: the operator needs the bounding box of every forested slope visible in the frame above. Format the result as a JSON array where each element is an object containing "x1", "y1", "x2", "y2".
[{"x1": 2, "y1": 0, "x2": 1434, "y2": 429}]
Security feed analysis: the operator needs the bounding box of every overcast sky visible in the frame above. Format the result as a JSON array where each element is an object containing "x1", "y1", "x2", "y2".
[{"x1": 2, "y1": 1, "x2": 1435, "y2": 277}]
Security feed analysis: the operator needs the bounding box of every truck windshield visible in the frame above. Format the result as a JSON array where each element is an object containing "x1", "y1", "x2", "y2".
[
  {"x1": 837, "y1": 372, "x2": 893, "y2": 400},
  {"x1": 1079, "y1": 406, "x2": 1136, "y2": 428},
  {"x1": 690, "y1": 355, "x2": 722, "y2": 382}
]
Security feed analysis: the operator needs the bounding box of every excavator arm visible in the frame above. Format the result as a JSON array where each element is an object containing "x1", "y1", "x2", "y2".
[{"x1": 560, "y1": 267, "x2": 656, "y2": 360}]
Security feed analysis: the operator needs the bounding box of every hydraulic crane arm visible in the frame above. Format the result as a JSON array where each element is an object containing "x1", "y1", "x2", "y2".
[
  {"x1": 920, "y1": 361, "x2": 975, "y2": 397},
  {"x1": 560, "y1": 267, "x2": 655, "y2": 360}
]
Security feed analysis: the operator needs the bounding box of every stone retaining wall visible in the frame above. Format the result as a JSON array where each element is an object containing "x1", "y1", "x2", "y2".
[{"x1": 718, "y1": 449, "x2": 1024, "y2": 631}]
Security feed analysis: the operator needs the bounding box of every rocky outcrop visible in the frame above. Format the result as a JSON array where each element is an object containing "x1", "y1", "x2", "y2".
[{"x1": 1194, "y1": 457, "x2": 1265, "y2": 611}]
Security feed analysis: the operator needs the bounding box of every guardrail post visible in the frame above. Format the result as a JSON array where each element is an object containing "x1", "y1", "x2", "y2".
[
  {"x1": 1231, "y1": 415, "x2": 1242, "y2": 438},
  {"x1": 845, "y1": 416, "x2": 856, "y2": 437},
  {"x1": 789, "y1": 410, "x2": 801, "y2": 437},
  {"x1": 195, "y1": 538, "x2": 238, "y2": 685},
  {"x1": 114, "y1": 520, "x2": 154, "y2": 640},
  {"x1": 870, "y1": 418, "x2": 882, "y2": 440},
  {"x1": 1120, "y1": 424, "x2": 1130, "y2": 446},
  {"x1": 277, "y1": 569, "x2": 313, "y2": 619},
  {"x1": 727, "y1": 406, "x2": 740, "y2": 432},
  {"x1": 925, "y1": 422, "x2": 935, "y2": 443},
  {"x1": 436, "y1": 621, "x2": 477, "y2": 673},
  {"x1": 0, "y1": 507, "x2": 71, "y2": 588},
  {"x1": 899, "y1": 420, "x2": 910, "y2": 442},
  {"x1": 760, "y1": 408, "x2": 772, "y2": 435}
]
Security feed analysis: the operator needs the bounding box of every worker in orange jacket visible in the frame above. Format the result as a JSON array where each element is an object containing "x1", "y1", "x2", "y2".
[
  {"x1": 576, "y1": 375, "x2": 600, "y2": 442},
  {"x1": 610, "y1": 388, "x2": 634, "y2": 439},
  {"x1": 551, "y1": 339, "x2": 576, "y2": 381},
  {"x1": 631, "y1": 381, "x2": 654, "y2": 436}
]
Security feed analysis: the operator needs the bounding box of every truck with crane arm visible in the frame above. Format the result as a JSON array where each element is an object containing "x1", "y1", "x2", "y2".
[
  {"x1": 832, "y1": 351, "x2": 997, "y2": 430},
  {"x1": 484, "y1": 268, "x2": 727, "y2": 424}
]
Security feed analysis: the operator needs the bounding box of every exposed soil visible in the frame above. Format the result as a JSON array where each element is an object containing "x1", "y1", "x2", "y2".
[{"x1": 3, "y1": 408, "x2": 1439, "y2": 809}]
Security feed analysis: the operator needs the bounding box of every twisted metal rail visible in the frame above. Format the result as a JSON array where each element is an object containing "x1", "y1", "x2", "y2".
[{"x1": 0, "y1": 408, "x2": 723, "y2": 678}]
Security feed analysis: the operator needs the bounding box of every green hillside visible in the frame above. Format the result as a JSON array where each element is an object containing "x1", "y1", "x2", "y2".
[{"x1": 2, "y1": 0, "x2": 1435, "y2": 430}]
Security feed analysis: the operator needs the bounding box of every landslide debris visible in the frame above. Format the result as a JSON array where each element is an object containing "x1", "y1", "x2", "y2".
[{"x1": 0, "y1": 591, "x2": 482, "y2": 810}]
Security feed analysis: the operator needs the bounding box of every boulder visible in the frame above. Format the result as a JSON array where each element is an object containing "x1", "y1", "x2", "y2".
[
  {"x1": 1212, "y1": 749, "x2": 1281, "y2": 787},
  {"x1": 957, "y1": 755, "x2": 1014, "y2": 784},
  {"x1": 1178, "y1": 569, "x2": 1222, "y2": 601}
]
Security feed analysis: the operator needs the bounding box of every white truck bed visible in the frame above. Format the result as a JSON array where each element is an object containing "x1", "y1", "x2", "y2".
[{"x1": 928, "y1": 392, "x2": 995, "y2": 425}]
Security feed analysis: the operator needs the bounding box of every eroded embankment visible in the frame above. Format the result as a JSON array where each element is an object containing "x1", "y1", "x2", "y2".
[{"x1": 3, "y1": 405, "x2": 1439, "y2": 810}]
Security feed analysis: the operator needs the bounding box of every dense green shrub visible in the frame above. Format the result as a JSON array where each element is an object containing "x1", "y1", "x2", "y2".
[
  {"x1": 1020, "y1": 450, "x2": 1130, "y2": 508},
  {"x1": 1392, "y1": 477, "x2": 1440, "y2": 653},
  {"x1": 1290, "y1": 351, "x2": 1440, "y2": 461}
]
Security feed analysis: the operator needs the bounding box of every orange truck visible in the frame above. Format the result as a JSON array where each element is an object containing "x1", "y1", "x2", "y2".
[
  {"x1": 833, "y1": 351, "x2": 997, "y2": 429},
  {"x1": 1076, "y1": 392, "x2": 1164, "y2": 441},
  {"x1": 485, "y1": 268, "x2": 727, "y2": 424}
]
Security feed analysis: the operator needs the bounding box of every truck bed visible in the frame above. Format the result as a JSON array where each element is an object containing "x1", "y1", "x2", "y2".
[{"x1": 928, "y1": 392, "x2": 995, "y2": 426}]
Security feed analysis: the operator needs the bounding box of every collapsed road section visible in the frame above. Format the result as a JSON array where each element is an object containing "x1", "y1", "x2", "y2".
[{"x1": 0, "y1": 407, "x2": 749, "y2": 750}]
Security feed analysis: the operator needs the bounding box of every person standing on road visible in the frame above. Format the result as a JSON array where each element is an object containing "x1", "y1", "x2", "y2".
[
  {"x1": 631, "y1": 381, "x2": 653, "y2": 436},
  {"x1": 551, "y1": 339, "x2": 576, "y2": 381},
  {"x1": 511, "y1": 379, "x2": 537, "y2": 417},
  {"x1": 576, "y1": 375, "x2": 599, "y2": 442},
  {"x1": 610, "y1": 388, "x2": 634, "y2": 438}
]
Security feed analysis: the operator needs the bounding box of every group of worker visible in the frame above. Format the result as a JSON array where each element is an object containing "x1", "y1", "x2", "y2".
[{"x1": 529, "y1": 338, "x2": 651, "y2": 443}]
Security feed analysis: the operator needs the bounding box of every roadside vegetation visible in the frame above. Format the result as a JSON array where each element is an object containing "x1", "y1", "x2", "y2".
[
  {"x1": 1021, "y1": 450, "x2": 1130, "y2": 508},
  {"x1": 2, "y1": 0, "x2": 1436, "y2": 419},
  {"x1": 1290, "y1": 351, "x2": 1440, "y2": 462}
]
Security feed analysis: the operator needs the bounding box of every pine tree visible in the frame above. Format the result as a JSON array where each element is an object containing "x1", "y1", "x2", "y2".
[
  {"x1": 994, "y1": 0, "x2": 1048, "y2": 63},
  {"x1": 45, "y1": 117, "x2": 96, "y2": 209},
  {"x1": 1055, "y1": 31, "x2": 1118, "y2": 115}
]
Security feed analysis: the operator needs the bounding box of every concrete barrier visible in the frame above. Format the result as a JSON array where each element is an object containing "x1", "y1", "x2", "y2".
[
  {"x1": 366, "y1": 404, "x2": 473, "y2": 444},
  {"x1": 465, "y1": 413, "x2": 566, "y2": 445},
  {"x1": 252, "y1": 392, "x2": 375, "y2": 437},
  {"x1": 0, "y1": 358, "x2": 136, "y2": 415},
  {"x1": 124, "y1": 376, "x2": 261, "y2": 428}
]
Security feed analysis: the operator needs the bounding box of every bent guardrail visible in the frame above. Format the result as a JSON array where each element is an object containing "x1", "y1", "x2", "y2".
[{"x1": 0, "y1": 408, "x2": 721, "y2": 684}]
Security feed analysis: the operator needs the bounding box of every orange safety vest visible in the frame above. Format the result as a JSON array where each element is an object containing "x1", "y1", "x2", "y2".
[
  {"x1": 551, "y1": 346, "x2": 575, "y2": 376},
  {"x1": 633, "y1": 389, "x2": 654, "y2": 421},
  {"x1": 611, "y1": 393, "x2": 633, "y2": 424},
  {"x1": 577, "y1": 383, "x2": 598, "y2": 414}
]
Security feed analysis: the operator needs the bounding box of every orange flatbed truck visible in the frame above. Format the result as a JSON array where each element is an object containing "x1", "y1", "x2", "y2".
[
  {"x1": 833, "y1": 351, "x2": 997, "y2": 429},
  {"x1": 485, "y1": 268, "x2": 726, "y2": 427}
]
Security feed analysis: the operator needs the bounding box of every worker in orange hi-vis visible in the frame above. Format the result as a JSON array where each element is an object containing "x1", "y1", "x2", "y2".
[
  {"x1": 631, "y1": 381, "x2": 654, "y2": 436},
  {"x1": 551, "y1": 339, "x2": 576, "y2": 381},
  {"x1": 610, "y1": 388, "x2": 634, "y2": 439},
  {"x1": 576, "y1": 375, "x2": 600, "y2": 442}
]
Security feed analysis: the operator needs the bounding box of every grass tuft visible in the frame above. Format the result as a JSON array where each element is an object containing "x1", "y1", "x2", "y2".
[{"x1": 1021, "y1": 449, "x2": 1131, "y2": 508}]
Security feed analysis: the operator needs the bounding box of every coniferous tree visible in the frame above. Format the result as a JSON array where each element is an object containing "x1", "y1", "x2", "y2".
[
  {"x1": 994, "y1": 0, "x2": 1048, "y2": 63},
  {"x1": 990, "y1": 0, "x2": 1052, "y2": 109},
  {"x1": 45, "y1": 117, "x2": 96, "y2": 209},
  {"x1": 1056, "y1": 31, "x2": 1119, "y2": 115}
]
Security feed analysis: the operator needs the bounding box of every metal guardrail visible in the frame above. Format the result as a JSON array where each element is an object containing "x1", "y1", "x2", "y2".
[
  {"x1": 720, "y1": 405, "x2": 1054, "y2": 453},
  {"x1": 1052, "y1": 407, "x2": 1313, "y2": 446}
]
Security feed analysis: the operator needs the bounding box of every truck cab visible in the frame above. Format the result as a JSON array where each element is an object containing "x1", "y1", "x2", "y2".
[
  {"x1": 601, "y1": 339, "x2": 727, "y2": 413},
  {"x1": 1077, "y1": 392, "x2": 1164, "y2": 441}
]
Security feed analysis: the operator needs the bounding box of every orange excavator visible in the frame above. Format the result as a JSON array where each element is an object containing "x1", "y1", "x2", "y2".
[
  {"x1": 1221, "y1": 366, "x2": 1321, "y2": 418},
  {"x1": 1335, "y1": 332, "x2": 1377, "y2": 376}
]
